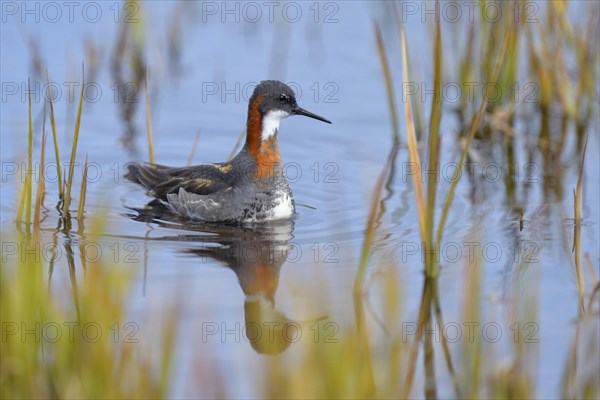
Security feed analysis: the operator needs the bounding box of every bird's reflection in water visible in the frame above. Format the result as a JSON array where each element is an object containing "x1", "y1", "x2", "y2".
[
  {"x1": 128, "y1": 205, "x2": 298, "y2": 354},
  {"x1": 188, "y1": 220, "x2": 296, "y2": 354}
]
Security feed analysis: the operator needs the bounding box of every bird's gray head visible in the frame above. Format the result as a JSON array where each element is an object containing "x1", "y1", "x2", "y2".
[{"x1": 248, "y1": 80, "x2": 332, "y2": 130}]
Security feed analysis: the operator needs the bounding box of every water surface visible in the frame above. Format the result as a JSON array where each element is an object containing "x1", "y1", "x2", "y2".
[{"x1": 1, "y1": 2, "x2": 599, "y2": 398}]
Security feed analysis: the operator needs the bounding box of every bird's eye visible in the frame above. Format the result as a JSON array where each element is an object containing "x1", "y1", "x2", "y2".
[{"x1": 279, "y1": 94, "x2": 288, "y2": 103}]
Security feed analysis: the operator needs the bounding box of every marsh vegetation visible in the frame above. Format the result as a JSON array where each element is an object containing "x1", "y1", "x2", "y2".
[{"x1": 1, "y1": 1, "x2": 599, "y2": 398}]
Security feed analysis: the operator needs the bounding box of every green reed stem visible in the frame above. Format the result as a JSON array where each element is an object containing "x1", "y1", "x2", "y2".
[
  {"x1": 34, "y1": 120, "x2": 47, "y2": 235},
  {"x1": 62, "y1": 64, "x2": 85, "y2": 215},
  {"x1": 374, "y1": 23, "x2": 400, "y2": 142},
  {"x1": 26, "y1": 77, "x2": 34, "y2": 228},
  {"x1": 187, "y1": 130, "x2": 201, "y2": 166},
  {"x1": 573, "y1": 135, "x2": 589, "y2": 313},
  {"x1": 145, "y1": 69, "x2": 155, "y2": 165},
  {"x1": 399, "y1": 28, "x2": 427, "y2": 245},
  {"x1": 17, "y1": 79, "x2": 34, "y2": 225},
  {"x1": 425, "y1": 4, "x2": 442, "y2": 277},
  {"x1": 16, "y1": 177, "x2": 27, "y2": 224},
  {"x1": 46, "y1": 69, "x2": 63, "y2": 199},
  {"x1": 228, "y1": 129, "x2": 246, "y2": 161},
  {"x1": 77, "y1": 154, "x2": 89, "y2": 222}
]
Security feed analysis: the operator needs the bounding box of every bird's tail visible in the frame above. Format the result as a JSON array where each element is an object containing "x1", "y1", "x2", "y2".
[{"x1": 124, "y1": 163, "x2": 172, "y2": 198}]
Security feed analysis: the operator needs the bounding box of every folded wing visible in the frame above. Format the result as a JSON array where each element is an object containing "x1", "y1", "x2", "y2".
[{"x1": 125, "y1": 163, "x2": 234, "y2": 199}]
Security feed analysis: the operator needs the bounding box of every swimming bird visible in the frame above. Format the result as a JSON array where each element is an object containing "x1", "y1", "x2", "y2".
[{"x1": 125, "y1": 80, "x2": 331, "y2": 223}]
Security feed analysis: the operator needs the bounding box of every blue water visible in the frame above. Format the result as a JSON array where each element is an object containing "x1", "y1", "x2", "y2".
[{"x1": 1, "y1": 1, "x2": 599, "y2": 398}]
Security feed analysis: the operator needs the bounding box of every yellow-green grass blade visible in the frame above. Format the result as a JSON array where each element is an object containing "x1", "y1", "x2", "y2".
[
  {"x1": 145, "y1": 69, "x2": 155, "y2": 165},
  {"x1": 46, "y1": 69, "x2": 63, "y2": 199},
  {"x1": 402, "y1": 278, "x2": 434, "y2": 397},
  {"x1": 77, "y1": 154, "x2": 89, "y2": 222},
  {"x1": 16, "y1": 79, "x2": 34, "y2": 224},
  {"x1": 187, "y1": 129, "x2": 201, "y2": 166},
  {"x1": 26, "y1": 77, "x2": 34, "y2": 228},
  {"x1": 34, "y1": 121, "x2": 47, "y2": 235},
  {"x1": 425, "y1": 4, "x2": 443, "y2": 277},
  {"x1": 459, "y1": 24, "x2": 475, "y2": 117},
  {"x1": 228, "y1": 129, "x2": 246, "y2": 161},
  {"x1": 400, "y1": 28, "x2": 427, "y2": 245},
  {"x1": 16, "y1": 176, "x2": 27, "y2": 224},
  {"x1": 374, "y1": 23, "x2": 400, "y2": 142},
  {"x1": 393, "y1": 2, "x2": 424, "y2": 138},
  {"x1": 62, "y1": 64, "x2": 85, "y2": 214},
  {"x1": 573, "y1": 135, "x2": 589, "y2": 312}
]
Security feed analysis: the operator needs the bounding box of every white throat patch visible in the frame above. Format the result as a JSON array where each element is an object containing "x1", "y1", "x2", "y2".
[{"x1": 261, "y1": 110, "x2": 290, "y2": 141}]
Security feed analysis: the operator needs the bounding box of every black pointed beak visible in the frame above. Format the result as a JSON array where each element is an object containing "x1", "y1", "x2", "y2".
[{"x1": 292, "y1": 106, "x2": 332, "y2": 124}]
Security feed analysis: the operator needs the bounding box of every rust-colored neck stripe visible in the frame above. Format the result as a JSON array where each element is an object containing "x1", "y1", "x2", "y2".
[
  {"x1": 245, "y1": 95, "x2": 282, "y2": 179},
  {"x1": 245, "y1": 95, "x2": 264, "y2": 158}
]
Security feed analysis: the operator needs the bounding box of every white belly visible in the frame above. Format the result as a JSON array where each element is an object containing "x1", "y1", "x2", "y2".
[{"x1": 268, "y1": 192, "x2": 295, "y2": 220}]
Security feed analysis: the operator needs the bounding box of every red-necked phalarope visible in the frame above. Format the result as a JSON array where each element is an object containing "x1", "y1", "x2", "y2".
[{"x1": 125, "y1": 80, "x2": 332, "y2": 223}]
